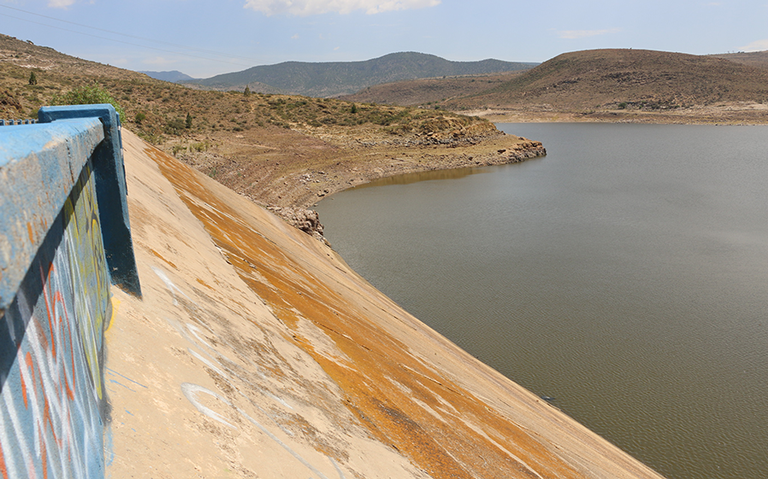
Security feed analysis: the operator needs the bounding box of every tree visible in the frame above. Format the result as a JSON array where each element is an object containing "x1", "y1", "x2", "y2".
[
  {"x1": 244, "y1": 85, "x2": 251, "y2": 96},
  {"x1": 51, "y1": 83, "x2": 125, "y2": 119},
  {"x1": 28, "y1": 71, "x2": 37, "y2": 85}
]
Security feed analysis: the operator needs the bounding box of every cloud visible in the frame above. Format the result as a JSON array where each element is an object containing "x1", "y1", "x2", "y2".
[
  {"x1": 558, "y1": 28, "x2": 620, "y2": 40},
  {"x1": 244, "y1": 0, "x2": 440, "y2": 16},
  {"x1": 739, "y1": 39, "x2": 768, "y2": 52},
  {"x1": 47, "y1": 0, "x2": 76, "y2": 8}
]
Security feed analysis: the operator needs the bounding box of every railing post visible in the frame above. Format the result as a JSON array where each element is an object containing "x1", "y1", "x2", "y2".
[{"x1": 38, "y1": 104, "x2": 141, "y2": 296}]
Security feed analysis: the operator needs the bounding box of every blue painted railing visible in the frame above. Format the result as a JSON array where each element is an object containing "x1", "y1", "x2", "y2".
[{"x1": 0, "y1": 104, "x2": 140, "y2": 479}]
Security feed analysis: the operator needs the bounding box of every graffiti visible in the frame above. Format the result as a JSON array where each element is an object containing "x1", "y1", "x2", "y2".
[
  {"x1": 181, "y1": 382, "x2": 344, "y2": 479},
  {"x1": 0, "y1": 162, "x2": 111, "y2": 479},
  {"x1": 153, "y1": 268, "x2": 345, "y2": 479}
]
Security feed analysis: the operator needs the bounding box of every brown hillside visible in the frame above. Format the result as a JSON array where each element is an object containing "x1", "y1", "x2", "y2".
[
  {"x1": 0, "y1": 33, "x2": 543, "y2": 233},
  {"x1": 339, "y1": 71, "x2": 523, "y2": 106},
  {"x1": 0, "y1": 34, "x2": 150, "y2": 81},
  {"x1": 447, "y1": 49, "x2": 768, "y2": 112},
  {"x1": 711, "y1": 50, "x2": 768, "y2": 70}
]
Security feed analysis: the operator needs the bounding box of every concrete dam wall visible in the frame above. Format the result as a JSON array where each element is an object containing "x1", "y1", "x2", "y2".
[
  {"x1": 0, "y1": 105, "x2": 139, "y2": 479},
  {"x1": 1, "y1": 105, "x2": 664, "y2": 478}
]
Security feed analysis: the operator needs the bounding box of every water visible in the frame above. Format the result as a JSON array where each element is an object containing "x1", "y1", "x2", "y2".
[{"x1": 315, "y1": 123, "x2": 768, "y2": 479}]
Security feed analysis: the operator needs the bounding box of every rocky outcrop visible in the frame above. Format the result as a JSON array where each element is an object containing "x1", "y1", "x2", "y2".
[
  {"x1": 482, "y1": 139, "x2": 546, "y2": 164},
  {"x1": 248, "y1": 135, "x2": 546, "y2": 242},
  {"x1": 269, "y1": 135, "x2": 547, "y2": 238},
  {"x1": 267, "y1": 205, "x2": 326, "y2": 242}
]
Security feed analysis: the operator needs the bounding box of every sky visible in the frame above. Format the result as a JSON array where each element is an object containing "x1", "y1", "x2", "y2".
[{"x1": 1, "y1": 0, "x2": 767, "y2": 78}]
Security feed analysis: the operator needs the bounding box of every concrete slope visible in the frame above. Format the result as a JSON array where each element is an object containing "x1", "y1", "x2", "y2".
[{"x1": 105, "y1": 130, "x2": 665, "y2": 479}]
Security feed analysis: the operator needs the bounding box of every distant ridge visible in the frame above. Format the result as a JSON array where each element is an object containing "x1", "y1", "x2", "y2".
[
  {"x1": 339, "y1": 71, "x2": 523, "y2": 106},
  {"x1": 182, "y1": 52, "x2": 537, "y2": 97},
  {"x1": 710, "y1": 50, "x2": 768, "y2": 70},
  {"x1": 444, "y1": 48, "x2": 768, "y2": 110},
  {"x1": 139, "y1": 70, "x2": 195, "y2": 82}
]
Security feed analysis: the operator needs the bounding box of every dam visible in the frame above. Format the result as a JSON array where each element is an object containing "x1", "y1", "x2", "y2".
[{"x1": 0, "y1": 105, "x2": 664, "y2": 478}]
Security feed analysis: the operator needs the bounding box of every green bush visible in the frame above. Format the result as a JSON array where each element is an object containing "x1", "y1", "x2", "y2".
[
  {"x1": 52, "y1": 83, "x2": 125, "y2": 119},
  {"x1": 191, "y1": 141, "x2": 209, "y2": 152},
  {"x1": 165, "y1": 117, "x2": 186, "y2": 135}
]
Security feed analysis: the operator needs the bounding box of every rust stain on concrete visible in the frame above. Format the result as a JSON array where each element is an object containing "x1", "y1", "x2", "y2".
[
  {"x1": 148, "y1": 248, "x2": 177, "y2": 269},
  {"x1": 106, "y1": 130, "x2": 663, "y2": 478},
  {"x1": 147, "y1": 144, "x2": 586, "y2": 478}
]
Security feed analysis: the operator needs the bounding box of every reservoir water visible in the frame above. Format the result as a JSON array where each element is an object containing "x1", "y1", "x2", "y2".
[{"x1": 315, "y1": 123, "x2": 768, "y2": 479}]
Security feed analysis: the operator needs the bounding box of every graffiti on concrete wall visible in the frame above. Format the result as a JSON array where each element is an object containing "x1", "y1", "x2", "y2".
[
  {"x1": 0, "y1": 161, "x2": 111, "y2": 479},
  {"x1": 151, "y1": 267, "x2": 345, "y2": 479}
]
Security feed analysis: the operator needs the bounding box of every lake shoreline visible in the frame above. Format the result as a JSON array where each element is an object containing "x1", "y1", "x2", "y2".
[
  {"x1": 261, "y1": 131, "x2": 547, "y2": 239},
  {"x1": 165, "y1": 122, "x2": 548, "y2": 240},
  {"x1": 316, "y1": 122, "x2": 768, "y2": 479},
  {"x1": 464, "y1": 107, "x2": 768, "y2": 125},
  {"x1": 107, "y1": 128, "x2": 668, "y2": 479},
  {"x1": 266, "y1": 106, "x2": 766, "y2": 237}
]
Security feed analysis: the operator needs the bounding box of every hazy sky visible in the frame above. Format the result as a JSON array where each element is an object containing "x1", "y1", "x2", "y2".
[{"x1": 1, "y1": 0, "x2": 767, "y2": 78}]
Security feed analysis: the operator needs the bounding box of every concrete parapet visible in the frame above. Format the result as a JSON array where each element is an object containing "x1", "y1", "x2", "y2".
[
  {"x1": 0, "y1": 104, "x2": 139, "y2": 479},
  {"x1": 38, "y1": 105, "x2": 140, "y2": 296}
]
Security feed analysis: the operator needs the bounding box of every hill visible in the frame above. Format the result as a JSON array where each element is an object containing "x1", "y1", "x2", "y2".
[
  {"x1": 335, "y1": 49, "x2": 768, "y2": 124},
  {"x1": 0, "y1": 33, "x2": 543, "y2": 230},
  {"x1": 139, "y1": 69, "x2": 196, "y2": 82},
  {"x1": 711, "y1": 50, "x2": 768, "y2": 70},
  {"x1": 339, "y1": 71, "x2": 524, "y2": 106},
  {"x1": 182, "y1": 52, "x2": 537, "y2": 97},
  {"x1": 0, "y1": 34, "x2": 151, "y2": 82},
  {"x1": 444, "y1": 49, "x2": 768, "y2": 123}
]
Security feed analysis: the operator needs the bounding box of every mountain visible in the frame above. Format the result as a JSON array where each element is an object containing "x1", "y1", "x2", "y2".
[
  {"x1": 139, "y1": 70, "x2": 195, "y2": 82},
  {"x1": 444, "y1": 48, "x2": 768, "y2": 112},
  {"x1": 0, "y1": 32, "x2": 527, "y2": 211},
  {"x1": 182, "y1": 52, "x2": 537, "y2": 97}
]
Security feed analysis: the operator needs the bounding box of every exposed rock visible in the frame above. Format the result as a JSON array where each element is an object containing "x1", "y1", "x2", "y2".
[{"x1": 267, "y1": 205, "x2": 326, "y2": 242}]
